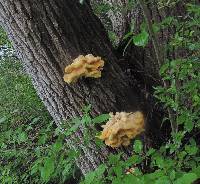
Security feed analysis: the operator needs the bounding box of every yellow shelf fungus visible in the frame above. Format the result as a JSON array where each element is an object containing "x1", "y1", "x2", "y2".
[
  {"x1": 99, "y1": 111, "x2": 145, "y2": 148},
  {"x1": 64, "y1": 54, "x2": 104, "y2": 84}
]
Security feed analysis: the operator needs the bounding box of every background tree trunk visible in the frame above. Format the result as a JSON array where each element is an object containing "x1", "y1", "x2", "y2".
[
  {"x1": 0, "y1": 0, "x2": 146, "y2": 174},
  {"x1": 92, "y1": 0, "x2": 189, "y2": 87}
]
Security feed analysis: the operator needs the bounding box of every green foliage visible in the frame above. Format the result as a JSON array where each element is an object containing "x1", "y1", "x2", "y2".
[
  {"x1": 123, "y1": 22, "x2": 149, "y2": 55},
  {"x1": 81, "y1": 139, "x2": 199, "y2": 184},
  {"x1": 56, "y1": 104, "x2": 110, "y2": 149},
  {"x1": 0, "y1": 58, "x2": 76, "y2": 183},
  {"x1": 0, "y1": 26, "x2": 12, "y2": 47},
  {"x1": 81, "y1": 2, "x2": 200, "y2": 184}
]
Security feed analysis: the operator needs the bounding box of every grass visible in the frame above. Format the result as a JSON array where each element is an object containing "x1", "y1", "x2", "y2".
[{"x1": 0, "y1": 57, "x2": 77, "y2": 183}]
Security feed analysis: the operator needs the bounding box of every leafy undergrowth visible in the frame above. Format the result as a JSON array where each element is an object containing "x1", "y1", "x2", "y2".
[
  {"x1": 0, "y1": 58, "x2": 79, "y2": 184},
  {"x1": 80, "y1": 1, "x2": 200, "y2": 184}
]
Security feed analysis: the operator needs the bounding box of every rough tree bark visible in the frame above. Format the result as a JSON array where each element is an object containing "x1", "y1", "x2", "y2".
[{"x1": 0, "y1": 0, "x2": 146, "y2": 174}]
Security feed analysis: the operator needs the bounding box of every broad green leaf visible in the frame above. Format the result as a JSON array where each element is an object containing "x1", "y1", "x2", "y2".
[
  {"x1": 144, "y1": 170, "x2": 165, "y2": 181},
  {"x1": 132, "y1": 30, "x2": 149, "y2": 47},
  {"x1": 112, "y1": 177, "x2": 122, "y2": 184},
  {"x1": 185, "y1": 145, "x2": 198, "y2": 156},
  {"x1": 52, "y1": 139, "x2": 62, "y2": 152},
  {"x1": 174, "y1": 173, "x2": 197, "y2": 184},
  {"x1": 84, "y1": 171, "x2": 96, "y2": 184},
  {"x1": 192, "y1": 166, "x2": 200, "y2": 177},
  {"x1": 123, "y1": 174, "x2": 141, "y2": 184},
  {"x1": 92, "y1": 114, "x2": 110, "y2": 124},
  {"x1": 125, "y1": 155, "x2": 142, "y2": 167},
  {"x1": 113, "y1": 165, "x2": 122, "y2": 178},
  {"x1": 109, "y1": 154, "x2": 122, "y2": 165},
  {"x1": 146, "y1": 148, "x2": 156, "y2": 156},
  {"x1": 96, "y1": 164, "x2": 107, "y2": 177},
  {"x1": 82, "y1": 114, "x2": 92, "y2": 125},
  {"x1": 40, "y1": 157, "x2": 55, "y2": 182},
  {"x1": 155, "y1": 176, "x2": 170, "y2": 184}
]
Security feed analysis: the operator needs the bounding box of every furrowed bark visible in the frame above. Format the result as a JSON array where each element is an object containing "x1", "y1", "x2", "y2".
[{"x1": 0, "y1": 0, "x2": 142, "y2": 174}]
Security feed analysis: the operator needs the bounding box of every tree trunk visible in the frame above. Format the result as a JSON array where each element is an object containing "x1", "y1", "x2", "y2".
[{"x1": 0, "y1": 0, "x2": 144, "y2": 174}]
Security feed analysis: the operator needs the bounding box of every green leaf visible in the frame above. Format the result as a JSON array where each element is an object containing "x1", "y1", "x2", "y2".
[
  {"x1": 40, "y1": 157, "x2": 55, "y2": 182},
  {"x1": 146, "y1": 148, "x2": 156, "y2": 156},
  {"x1": 62, "y1": 163, "x2": 72, "y2": 177},
  {"x1": 132, "y1": 29, "x2": 149, "y2": 47},
  {"x1": 160, "y1": 16, "x2": 175, "y2": 27},
  {"x1": 82, "y1": 104, "x2": 91, "y2": 113},
  {"x1": 82, "y1": 114, "x2": 92, "y2": 125},
  {"x1": 96, "y1": 164, "x2": 107, "y2": 177},
  {"x1": 112, "y1": 177, "x2": 122, "y2": 184},
  {"x1": 31, "y1": 161, "x2": 40, "y2": 175},
  {"x1": 144, "y1": 170, "x2": 165, "y2": 181},
  {"x1": 31, "y1": 117, "x2": 40, "y2": 124},
  {"x1": 174, "y1": 173, "x2": 197, "y2": 184},
  {"x1": 84, "y1": 171, "x2": 96, "y2": 184},
  {"x1": 0, "y1": 117, "x2": 7, "y2": 124},
  {"x1": 113, "y1": 165, "x2": 122, "y2": 178},
  {"x1": 92, "y1": 114, "x2": 110, "y2": 124},
  {"x1": 154, "y1": 155, "x2": 164, "y2": 168},
  {"x1": 123, "y1": 175, "x2": 142, "y2": 184},
  {"x1": 160, "y1": 62, "x2": 170, "y2": 75},
  {"x1": 185, "y1": 145, "x2": 198, "y2": 156},
  {"x1": 109, "y1": 154, "x2": 122, "y2": 165},
  {"x1": 18, "y1": 132, "x2": 28, "y2": 142},
  {"x1": 68, "y1": 149, "x2": 80, "y2": 159},
  {"x1": 133, "y1": 140, "x2": 143, "y2": 154},
  {"x1": 64, "y1": 118, "x2": 81, "y2": 136},
  {"x1": 192, "y1": 166, "x2": 200, "y2": 177},
  {"x1": 125, "y1": 155, "x2": 142, "y2": 167},
  {"x1": 38, "y1": 134, "x2": 48, "y2": 145},
  {"x1": 52, "y1": 139, "x2": 62, "y2": 152},
  {"x1": 170, "y1": 170, "x2": 176, "y2": 180},
  {"x1": 155, "y1": 176, "x2": 170, "y2": 184}
]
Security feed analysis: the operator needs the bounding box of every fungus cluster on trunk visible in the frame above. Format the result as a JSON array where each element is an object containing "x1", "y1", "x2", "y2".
[
  {"x1": 64, "y1": 54, "x2": 104, "y2": 84},
  {"x1": 99, "y1": 111, "x2": 145, "y2": 148},
  {"x1": 64, "y1": 55, "x2": 144, "y2": 148}
]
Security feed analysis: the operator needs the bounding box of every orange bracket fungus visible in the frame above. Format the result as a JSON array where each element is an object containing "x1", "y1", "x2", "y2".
[
  {"x1": 63, "y1": 54, "x2": 104, "y2": 84},
  {"x1": 99, "y1": 111, "x2": 145, "y2": 148}
]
